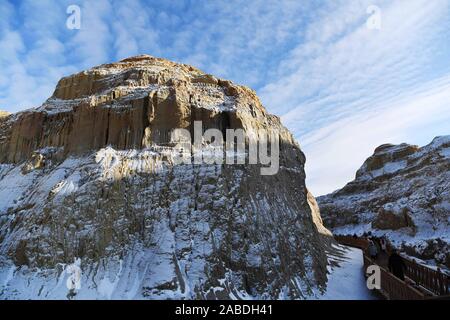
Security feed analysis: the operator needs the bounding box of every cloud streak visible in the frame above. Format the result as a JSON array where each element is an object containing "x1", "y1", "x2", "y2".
[
  {"x1": 300, "y1": 76, "x2": 450, "y2": 196},
  {"x1": 263, "y1": 0, "x2": 450, "y2": 194}
]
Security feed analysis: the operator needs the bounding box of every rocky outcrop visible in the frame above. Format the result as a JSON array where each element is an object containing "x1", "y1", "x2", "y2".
[
  {"x1": 318, "y1": 136, "x2": 450, "y2": 267},
  {"x1": 0, "y1": 56, "x2": 283, "y2": 165},
  {"x1": 307, "y1": 189, "x2": 333, "y2": 239},
  {"x1": 371, "y1": 207, "x2": 416, "y2": 231},
  {"x1": 0, "y1": 111, "x2": 10, "y2": 118},
  {"x1": 0, "y1": 56, "x2": 246, "y2": 163},
  {"x1": 0, "y1": 55, "x2": 331, "y2": 299}
]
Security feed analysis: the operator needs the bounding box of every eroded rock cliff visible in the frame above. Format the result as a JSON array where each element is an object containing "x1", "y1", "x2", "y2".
[
  {"x1": 0, "y1": 111, "x2": 10, "y2": 118},
  {"x1": 0, "y1": 55, "x2": 331, "y2": 299}
]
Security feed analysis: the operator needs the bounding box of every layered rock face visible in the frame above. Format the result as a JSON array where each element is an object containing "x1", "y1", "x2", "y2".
[
  {"x1": 318, "y1": 137, "x2": 450, "y2": 267},
  {"x1": 0, "y1": 55, "x2": 331, "y2": 299},
  {"x1": 0, "y1": 111, "x2": 10, "y2": 118}
]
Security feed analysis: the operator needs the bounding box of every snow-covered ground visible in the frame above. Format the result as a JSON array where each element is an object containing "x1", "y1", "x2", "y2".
[
  {"x1": 313, "y1": 245, "x2": 377, "y2": 300},
  {"x1": 0, "y1": 244, "x2": 377, "y2": 300}
]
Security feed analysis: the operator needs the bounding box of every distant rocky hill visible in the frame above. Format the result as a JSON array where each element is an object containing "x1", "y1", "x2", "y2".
[
  {"x1": 0, "y1": 55, "x2": 332, "y2": 299},
  {"x1": 318, "y1": 136, "x2": 450, "y2": 267}
]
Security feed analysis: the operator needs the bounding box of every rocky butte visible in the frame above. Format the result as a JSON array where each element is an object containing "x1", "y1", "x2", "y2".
[
  {"x1": 0, "y1": 55, "x2": 332, "y2": 299},
  {"x1": 318, "y1": 137, "x2": 450, "y2": 267}
]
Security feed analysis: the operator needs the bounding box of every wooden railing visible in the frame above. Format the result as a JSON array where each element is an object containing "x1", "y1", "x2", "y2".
[
  {"x1": 334, "y1": 235, "x2": 369, "y2": 250},
  {"x1": 335, "y1": 235, "x2": 449, "y2": 300},
  {"x1": 403, "y1": 258, "x2": 449, "y2": 296},
  {"x1": 363, "y1": 255, "x2": 425, "y2": 300}
]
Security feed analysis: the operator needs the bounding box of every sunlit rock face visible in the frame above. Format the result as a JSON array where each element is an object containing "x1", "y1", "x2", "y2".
[
  {"x1": 318, "y1": 136, "x2": 450, "y2": 267},
  {"x1": 0, "y1": 55, "x2": 331, "y2": 299},
  {"x1": 0, "y1": 111, "x2": 9, "y2": 118}
]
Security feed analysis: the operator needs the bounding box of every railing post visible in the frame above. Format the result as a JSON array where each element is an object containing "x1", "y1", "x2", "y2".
[{"x1": 440, "y1": 270, "x2": 445, "y2": 295}]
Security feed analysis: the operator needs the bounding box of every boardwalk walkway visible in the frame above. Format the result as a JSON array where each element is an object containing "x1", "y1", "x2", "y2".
[{"x1": 335, "y1": 235, "x2": 449, "y2": 300}]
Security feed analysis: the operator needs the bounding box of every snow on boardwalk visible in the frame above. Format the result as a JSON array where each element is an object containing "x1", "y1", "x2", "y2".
[{"x1": 315, "y1": 245, "x2": 378, "y2": 300}]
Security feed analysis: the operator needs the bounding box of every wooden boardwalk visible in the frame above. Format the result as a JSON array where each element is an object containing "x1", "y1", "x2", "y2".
[{"x1": 335, "y1": 235, "x2": 449, "y2": 300}]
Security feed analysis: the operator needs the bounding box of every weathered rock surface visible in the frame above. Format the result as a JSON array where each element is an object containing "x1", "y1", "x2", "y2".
[
  {"x1": 0, "y1": 111, "x2": 10, "y2": 118},
  {"x1": 318, "y1": 136, "x2": 450, "y2": 267},
  {"x1": 0, "y1": 55, "x2": 331, "y2": 299}
]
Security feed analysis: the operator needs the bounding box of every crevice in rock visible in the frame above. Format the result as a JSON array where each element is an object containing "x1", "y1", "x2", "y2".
[{"x1": 104, "y1": 109, "x2": 110, "y2": 146}]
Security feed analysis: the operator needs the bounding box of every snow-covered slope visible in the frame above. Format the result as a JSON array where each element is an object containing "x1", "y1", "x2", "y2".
[
  {"x1": 313, "y1": 245, "x2": 376, "y2": 300},
  {"x1": 318, "y1": 136, "x2": 450, "y2": 267},
  {"x1": 0, "y1": 55, "x2": 332, "y2": 299}
]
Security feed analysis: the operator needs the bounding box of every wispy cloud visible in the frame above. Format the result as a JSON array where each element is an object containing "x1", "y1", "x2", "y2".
[
  {"x1": 300, "y1": 76, "x2": 450, "y2": 196},
  {"x1": 261, "y1": 0, "x2": 450, "y2": 195},
  {"x1": 0, "y1": 0, "x2": 321, "y2": 110}
]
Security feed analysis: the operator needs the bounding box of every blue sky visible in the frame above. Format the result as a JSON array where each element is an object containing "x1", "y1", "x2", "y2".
[{"x1": 1, "y1": 0, "x2": 449, "y2": 195}]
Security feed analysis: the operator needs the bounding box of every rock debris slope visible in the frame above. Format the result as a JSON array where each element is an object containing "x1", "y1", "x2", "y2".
[
  {"x1": 0, "y1": 55, "x2": 331, "y2": 299},
  {"x1": 319, "y1": 137, "x2": 450, "y2": 267}
]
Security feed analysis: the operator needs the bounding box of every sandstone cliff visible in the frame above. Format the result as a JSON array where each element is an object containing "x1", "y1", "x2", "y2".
[
  {"x1": 318, "y1": 136, "x2": 450, "y2": 267},
  {"x1": 0, "y1": 55, "x2": 331, "y2": 299},
  {"x1": 0, "y1": 111, "x2": 10, "y2": 118}
]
